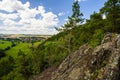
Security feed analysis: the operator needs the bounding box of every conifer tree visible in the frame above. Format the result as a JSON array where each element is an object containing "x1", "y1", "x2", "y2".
[
  {"x1": 66, "y1": 0, "x2": 84, "y2": 29},
  {"x1": 100, "y1": 0, "x2": 120, "y2": 32},
  {"x1": 56, "y1": 0, "x2": 83, "y2": 31}
]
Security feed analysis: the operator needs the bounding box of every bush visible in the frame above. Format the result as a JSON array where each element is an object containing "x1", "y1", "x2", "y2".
[
  {"x1": 90, "y1": 29, "x2": 104, "y2": 47},
  {"x1": 0, "y1": 56, "x2": 14, "y2": 78},
  {"x1": 0, "y1": 49, "x2": 6, "y2": 58},
  {"x1": 4, "y1": 46, "x2": 11, "y2": 51}
]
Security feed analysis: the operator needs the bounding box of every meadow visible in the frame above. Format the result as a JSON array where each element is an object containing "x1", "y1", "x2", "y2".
[
  {"x1": 6, "y1": 42, "x2": 31, "y2": 58},
  {"x1": 0, "y1": 40, "x2": 12, "y2": 50},
  {"x1": 0, "y1": 40, "x2": 42, "y2": 58}
]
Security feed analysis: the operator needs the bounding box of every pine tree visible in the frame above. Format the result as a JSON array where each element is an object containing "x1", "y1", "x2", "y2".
[
  {"x1": 56, "y1": 0, "x2": 83, "y2": 31},
  {"x1": 100, "y1": 0, "x2": 120, "y2": 32},
  {"x1": 66, "y1": 0, "x2": 83, "y2": 29}
]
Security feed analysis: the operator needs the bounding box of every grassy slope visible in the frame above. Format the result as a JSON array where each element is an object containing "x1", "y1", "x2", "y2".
[
  {"x1": 33, "y1": 41, "x2": 43, "y2": 48},
  {"x1": 5, "y1": 41, "x2": 42, "y2": 58},
  {"x1": 0, "y1": 40, "x2": 12, "y2": 50},
  {"x1": 6, "y1": 42, "x2": 31, "y2": 58}
]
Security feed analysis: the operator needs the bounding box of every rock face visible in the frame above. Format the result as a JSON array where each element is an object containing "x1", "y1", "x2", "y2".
[{"x1": 51, "y1": 33, "x2": 120, "y2": 80}]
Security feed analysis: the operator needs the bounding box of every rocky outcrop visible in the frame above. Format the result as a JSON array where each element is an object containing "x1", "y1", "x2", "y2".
[{"x1": 51, "y1": 33, "x2": 120, "y2": 80}]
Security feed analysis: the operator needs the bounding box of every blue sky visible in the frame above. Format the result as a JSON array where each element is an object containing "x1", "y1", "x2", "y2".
[{"x1": 0, "y1": 0, "x2": 106, "y2": 34}]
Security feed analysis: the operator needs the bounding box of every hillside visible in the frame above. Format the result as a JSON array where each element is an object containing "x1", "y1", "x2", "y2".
[
  {"x1": 51, "y1": 33, "x2": 120, "y2": 80},
  {"x1": 0, "y1": 0, "x2": 120, "y2": 80},
  {"x1": 34, "y1": 33, "x2": 120, "y2": 80}
]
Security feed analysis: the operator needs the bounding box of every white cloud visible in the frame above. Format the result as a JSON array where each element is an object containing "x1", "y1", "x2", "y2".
[
  {"x1": 75, "y1": 0, "x2": 87, "y2": 2},
  {"x1": 38, "y1": 6, "x2": 45, "y2": 15},
  {"x1": 102, "y1": 14, "x2": 106, "y2": 19},
  {"x1": 0, "y1": 0, "x2": 29, "y2": 12},
  {"x1": 0, "y1": 0, "x2": 59, "y2": 35},
  {"x1": 58, "y1": 12, "x2": 65, "y2": 16},
  {"x1": 64, "y1": 18, "x2": 68, "y2": 22},
  {"x1": 3, "y1": 19, "x2": 16, "y2": 26},
  {"x1": 0, "y1": 13, "x2": 18, "y2": 20}
]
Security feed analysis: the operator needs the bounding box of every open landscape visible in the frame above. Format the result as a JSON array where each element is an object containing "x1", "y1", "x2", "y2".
[
  {"x1": 0, "y1": 0, "x2": 120, "y2": 80},
  {"x1": 0, "y1": 34, "x2": 49, "y2": 58}
]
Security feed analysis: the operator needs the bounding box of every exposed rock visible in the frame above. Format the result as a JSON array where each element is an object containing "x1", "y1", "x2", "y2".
[
  {"x1": 32, "y1": 67, "x2": 56, "y2": 80},
  {"x1": 101, "y1": 32, "x2": 112, "y2": 44},
  {"x1": 51, "y1": 33, "x2": 120, "y2": 80}
]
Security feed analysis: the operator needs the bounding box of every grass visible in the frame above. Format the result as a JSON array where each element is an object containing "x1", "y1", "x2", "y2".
[
  {"x1": 0, "y1": 40, "x2": 42, "y2": 58},
  {"x1": 33, "y1": 41, "x2": 42, "y2": 48},
  {"x1": 5, "y1": 41, "x2": 42, "y2": 58},
  {"x1": 0, "y1": 40, "x2": 12, "y2": 50},
  {"x1": 6, "y1": 42, "x2": 31, "y2": 58}
]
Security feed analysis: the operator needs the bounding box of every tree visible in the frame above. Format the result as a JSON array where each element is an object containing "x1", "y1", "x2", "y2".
[
  {"x1": 0, "y1": 56, "x2": 14, "y2": 78},
  {"x1": 59, "y1": 33, "x2": 73, "y2": 54},
  {"x1": 88, "y1": 12, "x2": 105, "y2": 30},
  {"x1": 0, "y1": 49, "x2": 6, "y2": 58},
  {"x1": 70, "y1": 0, "x2": 84, "y2": 27},
  {"x1": 100, "y1": 0, "x2": 120, "y2": 32},
  {"x1": 16, "y1": 50, "x2": 33, "y2": 79},
  {"x1": 56, "y1": 0, "x2": 83, "y2": 31},
  {"x1": 90, "y1": 12, "x2": 103, "y2": 21}
]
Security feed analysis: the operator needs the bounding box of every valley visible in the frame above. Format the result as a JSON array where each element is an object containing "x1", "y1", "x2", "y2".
[
  {"x1": 0, "y1": 0, "x2": 120, "y2": 80},
  {"x1": 0, "y1": 34, "x2": 49, "y2": 58}
]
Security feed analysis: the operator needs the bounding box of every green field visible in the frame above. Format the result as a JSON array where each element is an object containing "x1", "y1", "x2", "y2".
[
  {"x1": 0, "y1": 40, "x2": 42, "y2": 58},
  {"x1": 6, "y1": 42, "x2": 31, "y2": 58},
  {"x1": 0, "y1": 40, "x2": 12, "y2": 50},
  {"x1": 33, "y1": 41, "x2": 42, "y2": 48}
]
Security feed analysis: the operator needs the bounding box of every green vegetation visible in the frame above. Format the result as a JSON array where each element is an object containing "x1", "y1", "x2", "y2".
[
  {"x1": 0, "y1": 0, "x2": 120, "y2": 79},
  {"x1": 65, "y1": 0, "x2": 84, "y2": 28},
  {"x1": 0, "y1": 40, "x2": 42, "y2": 58},
  {"x1": 56, "y1": 0, "x2": 83, "y2": 31},
  {"x1": 33, "y1": 41, "x2": 42, "y2": 48},
  {"x1": 0, "y1": 40, "x2": 12, "y2": 50},
  {"x1": 100, "y1": 0, "x2": 120, "y2": 32},
  {"x1": 6, "y1": 43, "x2": 31, "y2": 58}
]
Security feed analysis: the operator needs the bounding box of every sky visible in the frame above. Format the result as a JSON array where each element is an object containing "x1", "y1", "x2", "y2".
[{"x1": 0, "y1": 0, "x2": 106, "y2": 35}]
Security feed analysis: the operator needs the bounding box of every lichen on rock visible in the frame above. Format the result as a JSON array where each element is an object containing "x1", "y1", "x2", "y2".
[{"x1": 51, "y1": 33, "x2": 120, "y2": 80}]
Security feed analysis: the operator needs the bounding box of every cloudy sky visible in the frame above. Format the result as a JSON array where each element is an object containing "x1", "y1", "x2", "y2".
[{"x1": 0, "y1": 0, "x2": 106, "y2": 35}]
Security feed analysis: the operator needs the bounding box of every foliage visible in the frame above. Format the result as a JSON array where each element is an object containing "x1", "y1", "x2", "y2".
[
  {"x1": 6, "y1": 43, "x2": 31, "y2": 58},
  {"x1": 71, "y1": 0, "x2": 84, "y2": 25},
  {"x1": 0, "y1": 40, "x2": 12, "y2": 50},
  {"x1": 56, "y1": 0, "x2": 83, "y2": 31},
  {"x1": 1, "y1": 0, "x2": 120, "y2": 79},
  {"x1": 1, "y1": 50, "x2": 34, "y2": 80},
  {"x1": 90, "y1": 29, "x2": 104, "y2": 47},
  {"x1": 0, "y1": 49, "x2": 6, "y2": 59},
  {"x1": 0, "y1": 56, "x2": 14, "y2": 79},
  {"x1": 100, "y1": 0, "x2": 120, "y2": 32}
]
